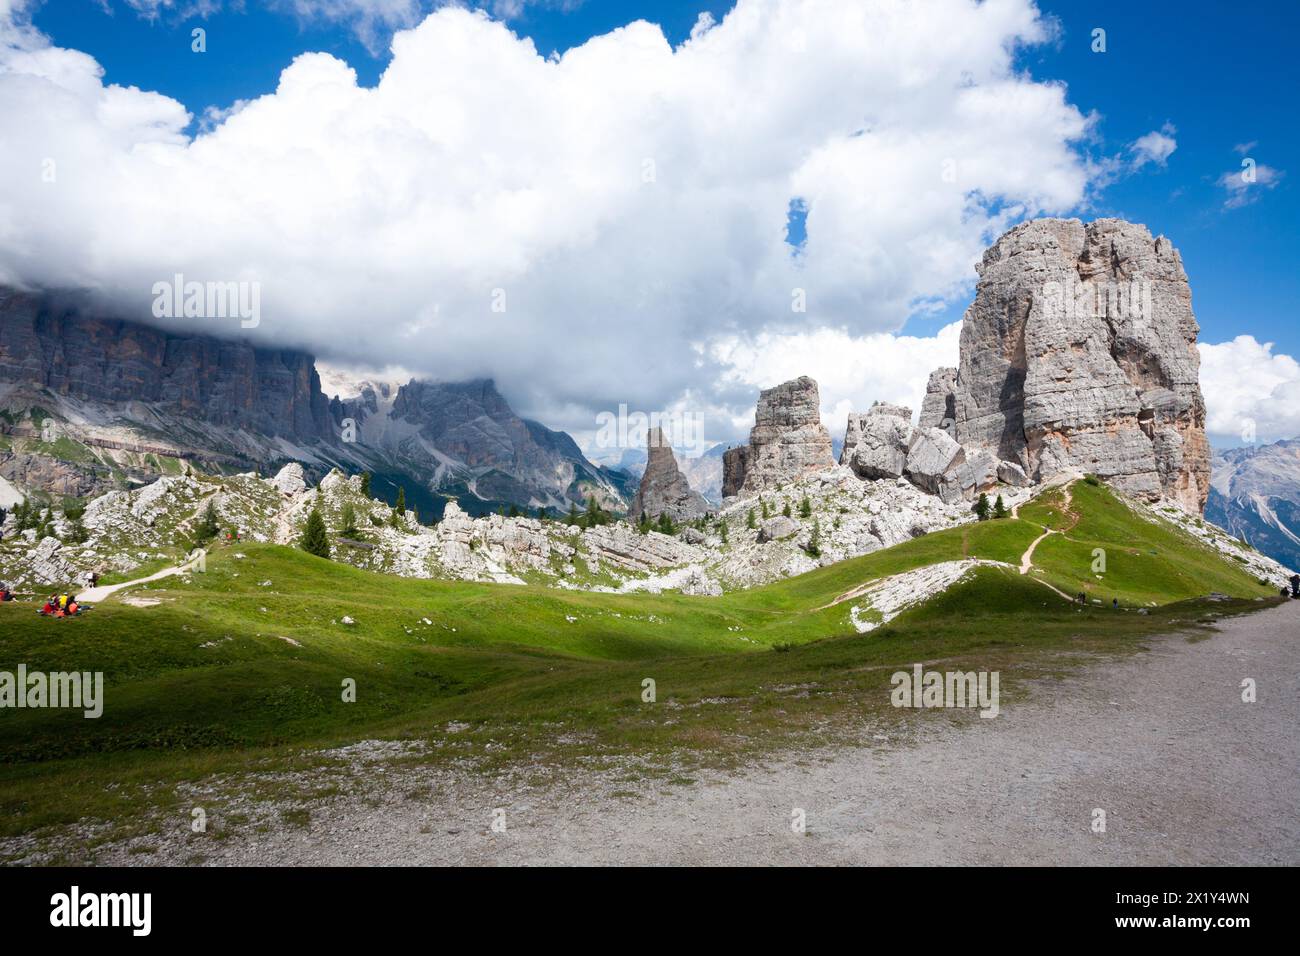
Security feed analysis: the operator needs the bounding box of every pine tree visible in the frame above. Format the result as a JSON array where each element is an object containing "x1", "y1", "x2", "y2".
[
  {"x1": 746, "y1": 508, "x2": 756, "y2": 529},
  {"x1": 656, "y1": 512, "x2": 675, "y2": 535},
  {"x1": 782, "y1": 501, "x2": 792, "y2": 518},
  {"x1": 993, "y1": 494, "x2": 1007, "y2": 519},
  {"x1": 760, "y1": 498, "x2": 770, "y2": 519},
  {"x1": 390, "y1": 487, "x2": 407, "y2": 528},
  {"x1": 799, "y1": 496, "x2": 812, "y2": 518},
  {"x1": 340, "y1": 501, "x2": 358, "y2": 537},
  {"x1": 719, "y1": 521, "x2": 729, "y2": 544},
  {"x1": 508, "y1": 504, "x2": 520, "y2": 518},
  {"x1": 359, "y1": 472, "x2": 372, "y2": 497},
  {"x1": 567, "y1": 502, "x2": 579, "y2": 526},
  {"x1": 806, "y1": 518, "x2": 822, "y2": 557},
  {"x1": 301, "y1": 508, "x2": 331, "y2": 558},
  {"x1": 974, "y1": 492, "x2": 990, "y2": 521},
  {"x1": 65, "y1": 517, "x2": 88, "y2": 544},
  {"x1": 194, "y1": 500, "x2": 220, "y2": 543}
]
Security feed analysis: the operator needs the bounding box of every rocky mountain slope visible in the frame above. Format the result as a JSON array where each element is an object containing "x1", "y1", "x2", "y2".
[
  {"x1": 921, "y1": 218, "x2": 1210, "y2": 514},
  {"x1": 1206, "y1": 438, "x2": 1300, "y2": 571},
  {"x1": 0, "y1": 288, "x2": 627, "y2": 515},
  {"x1": 329, "y1": 374, "x2": 628, "y2": 515}
]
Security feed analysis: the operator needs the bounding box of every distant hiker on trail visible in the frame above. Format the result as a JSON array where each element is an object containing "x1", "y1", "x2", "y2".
[
  {"x1": 1290, "y1": 574, "x2": 1299, "y2": 598},
  {"x1": 0, "y1": 583, "x2": 12, "y2": 602},
  {"x1": 1076, "y1": 592, "x2": 1086, "y2": 605},
  {"x1": 1112, "y1": 598, "x2": 1119, "y2": 609}
]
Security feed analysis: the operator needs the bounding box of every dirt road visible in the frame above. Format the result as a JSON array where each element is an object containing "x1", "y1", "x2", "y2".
[{"x1": 47, "y1": 601, "x2": 1300, "y2": 866}]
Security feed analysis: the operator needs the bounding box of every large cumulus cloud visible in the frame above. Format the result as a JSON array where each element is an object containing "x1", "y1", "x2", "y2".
[{"x1": 2, "y1": 0, "x2": 1101, "y2": 445}]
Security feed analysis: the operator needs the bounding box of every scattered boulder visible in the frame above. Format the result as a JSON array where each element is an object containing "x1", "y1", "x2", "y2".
[
  {"x1": 27, "y1": 536, "x2": 77, "y2": 586},
  {"x1": 271, "y1": 463, "x2": 307, "y2": 496},
  {"x1": 904, "y1": 427, "x2": 966, "y2": 502},
  {"x1": 997, "y1": 460, "x2": 1031, "y2": 487},
  {"x1": 758, "y1": 515, "x2": 801, "y2": 542},
  {"x1": 842, "y1": 404, "x2": 914, "y2": 480}
]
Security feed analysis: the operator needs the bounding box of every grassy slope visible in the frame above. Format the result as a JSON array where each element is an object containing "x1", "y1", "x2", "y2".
[{"x1": 0, "y1": 481, "x2": 1277, "y2": 843}]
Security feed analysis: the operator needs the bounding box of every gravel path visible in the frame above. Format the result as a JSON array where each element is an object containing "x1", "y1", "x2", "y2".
[{"x1": 62, "y1": 601, "x2": 1300, "y2": 866}]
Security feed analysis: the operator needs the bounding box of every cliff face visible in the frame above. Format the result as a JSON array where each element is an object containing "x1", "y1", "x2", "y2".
[
  {"x1": 0, "y1": 287, "x2": 334, "y2": 442},
  {"x1": 722, "y1": 375, "x2": 835, "y2": 498},
  {"x1": 925, "y1": 218, "x2": 1210, "y2": 513}
]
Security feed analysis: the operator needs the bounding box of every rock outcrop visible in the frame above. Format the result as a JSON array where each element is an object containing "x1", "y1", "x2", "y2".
[
  {"x1": 927, "y1": 218, "x2": 1210, "y2": 513},
  {"x1": 841, "y1": 403, "x2": 914, "y2": 480},
  {"x1": 722, "y1": 376, "x2": 834, "y2": 497},
  {"x1": 918, "y1": 368, "x2": 957, "y2": 432},
  {"x1": 840, "y1": 403, "x2": 1000, "y2": 504},
  {"x1": 629, "y1": 428, "x2": 709, "y2": 522}
]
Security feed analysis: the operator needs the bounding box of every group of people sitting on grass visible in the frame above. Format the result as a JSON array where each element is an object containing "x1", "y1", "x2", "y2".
[{"x1": 38, "y1": 592, "x2": 85, "y2": 617}]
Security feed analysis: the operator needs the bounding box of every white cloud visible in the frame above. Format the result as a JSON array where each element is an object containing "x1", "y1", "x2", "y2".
[
  {"x1": 1199, "y1": 336, "x2": 1300, "y2": 444},
  {"x1": 1, "y1": 0, "x2": 1099, "y2": 438},
  {"x1": 1217, "y1": 161, "x2": 1285, "y2": 209},
  {"x1": 710, "y1": 322, "x2": 961, "y2": 439},
  {"x1": 1129, "y1": 123, "x2": 1176, "y2": 169}
]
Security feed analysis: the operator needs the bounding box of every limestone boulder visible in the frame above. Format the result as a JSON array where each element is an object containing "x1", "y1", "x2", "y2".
[{"x1": 757, "y1": 515, "x2": 801, "y2": 542}]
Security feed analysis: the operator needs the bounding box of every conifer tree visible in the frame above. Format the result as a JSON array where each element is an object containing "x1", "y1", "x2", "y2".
[
  {"x1": 301, "y1": 508, "x2": 331, "y2": 558},
  {"x1": 782, "y1": 501, "x2": 792, "y2": 518},
  {"x1": 359, "y1": 472, "x2": 372, "y2": 497},
  {"x1": 746, "y1": 508, "x2": 756, "y2": 529},
  {"x1": 975, "y1": 492, "x2": 991, "y2": 521},
  {"x1": 340, "y1": 501, "x2": 358, "y2": 537},
  {"x1": 799, "y1": 496, "x2": 812, "y2": 518},
  {"x1": 807, "y1": 518, "x2": 822, "y2": 557},
  {"x1": 993, "y1": 494, "x2": 1007, "y2": 519},
  {"x1": 390, "y1": 487, "x2": 407, "y2": 528}
]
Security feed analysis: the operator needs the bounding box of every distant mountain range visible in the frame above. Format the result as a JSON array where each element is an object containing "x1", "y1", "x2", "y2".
[
  {"x1": 1207, "y1": 437, "x2": 1300, "y2": 573},
  {"x1": 0, "y1": 287, "x2": 631, "y2": 516}
]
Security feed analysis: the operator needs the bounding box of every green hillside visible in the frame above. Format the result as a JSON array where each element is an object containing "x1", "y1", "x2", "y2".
[{"x1": 0, "y1": 480, "x2": 1279, "y2": 846}]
